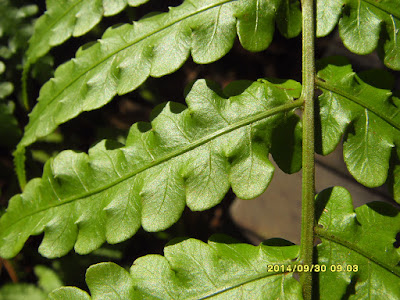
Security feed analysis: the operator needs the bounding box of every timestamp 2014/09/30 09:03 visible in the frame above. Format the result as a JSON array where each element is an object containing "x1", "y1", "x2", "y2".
[{"x1": 267, "y1": 264, "x2": 359, "y2": 273}]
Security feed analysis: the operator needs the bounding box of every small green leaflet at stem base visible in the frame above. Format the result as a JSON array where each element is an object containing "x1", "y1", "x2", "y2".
[
  {"x1": 49, "y1": 235, "x2": 302, "y2": 300},
  {"x1": 15, "y1": 0, "x2": 302, "y2": 188},
  {"x1": 315, "y1": 56, "x2": 400, "y2": 196},
  {"x1": 316, "y1": 0, "x2": 400, "y2": 70},
  {"x1": 0, "y1": 79, "x2": 302, "y2": 259},
  {"x1": 315, "y1": 186, "x2": 400, "y2": 299}
]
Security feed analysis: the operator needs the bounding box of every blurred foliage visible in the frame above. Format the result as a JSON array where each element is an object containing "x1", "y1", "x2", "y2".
[{"x1": 0, "y1": 265, "x2": 62, "y2": 299}]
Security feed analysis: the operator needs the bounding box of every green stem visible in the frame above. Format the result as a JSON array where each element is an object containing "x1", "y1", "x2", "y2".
[
  {"x1": 13, "y1": 146, "x2": 26, "y2": 191},
  {"x1": 22, "y1": 61, "x2": 30, "y2": 110},
  {"x1": 299, "y1": 0, "x2": 315, "y2": 299}
]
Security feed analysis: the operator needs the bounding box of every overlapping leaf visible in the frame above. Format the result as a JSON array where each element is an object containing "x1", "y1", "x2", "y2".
[
  {"x1": 316, "y1": 0, "x2": 400, "y2": 70},
  {"x1": 315, "y1": 186, "x2": 400, "y2": 299},
  {"x1": 25, "y1": 0, "x2": 150, "y2": 67},
  {"x1": 0, "y1": 79, "x2": 302, "y2": 259},
  {"x1": 17, "y1": 0, "x2": 302, "y2": 153},
  {"x1": 316, "y1": 56, "x2": 400, "y2": 195},
  {"x1": 48, "y1": 235, "x2": 302, "y2": 299}
]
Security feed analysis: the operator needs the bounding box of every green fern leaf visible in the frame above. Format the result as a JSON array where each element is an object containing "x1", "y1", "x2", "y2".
[
  {"x1": 316, "y1": 186, "x2": 400, "y2": 299},
  {"x1": 48, "y1": 187, "x2": 400, "y2": 299},
  {"x1": 316, "y1": 0, "x2": 400, "y2": 70},
  {"x1": 49, "y1": 235, "x2": 301, "y2": 299},
  {"x1": 316, "y1": 56, "x2": 400, "y2": 193},
  {"x1": 0, "y1": 79, "x2": 302, "y2": 259},
  {"x1": 25, "y1": 0, "x2": 150, "y2": 66},
  {"x1": 17, "y1": 0, "x2": 301, "y2": 153}
]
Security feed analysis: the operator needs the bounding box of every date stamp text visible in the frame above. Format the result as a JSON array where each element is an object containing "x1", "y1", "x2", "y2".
[{"x1": 267, "y1": 264, "x2": 359, "y2": 273}]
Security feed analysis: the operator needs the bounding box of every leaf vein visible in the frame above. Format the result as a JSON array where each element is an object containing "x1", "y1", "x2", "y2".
[
  {"x1": 26, "y1": 0, "x2": 234, "y2": 137},
  {"x1": 2, "y1": 100, "x2": 303, "y2": 234},
  {"x1": 315, "y1": 227, "x2": 400, "y2": 278}
]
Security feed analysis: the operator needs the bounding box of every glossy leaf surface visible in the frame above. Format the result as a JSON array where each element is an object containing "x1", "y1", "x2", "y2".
[
  {"x1": 316, "y1": 57, "x2": 400, "y2": 192},
  {"x1": 315, "y1": 186, "x2": 400, "y2": 299},
  {"x1": 316, "y1": 0, "x2": 400, "y2": 70},
  {"x1": 0, "y1": 79, "x2": 302, "y2": 259},
  {"x1": 49, "y1": 235, "x2": 302, "y2": 299},
  {"x1": 48, "y1": 187, "x2": 400, "y2": 299},
  {"x1": 17, "y1": 0, "x2": 301, "y2": 152}
]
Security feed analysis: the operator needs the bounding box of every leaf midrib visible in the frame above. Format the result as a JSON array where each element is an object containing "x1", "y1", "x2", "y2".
[
  {"x1": 196, "y1": 266, "x2": 294, "y2": 299},
  {"x1": 22, "y1": 0, "x2": 234, "y2": 145},
  {"x1": 315, "y1": 227, "x2": 400, "y2": 278},
  {"x1": 3, "y1": 99, "x2": 303, "y2": 232},
  {"x1": 316, "y1": 78, "x2": 400, "y2": 132}
]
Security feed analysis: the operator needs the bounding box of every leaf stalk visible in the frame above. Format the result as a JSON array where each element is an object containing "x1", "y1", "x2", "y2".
[
  {"x1": 299, "y1": 0, "x2": 316, "y2": 298},
  {"x1": 21, "y1": 61, "x2": 30, "y2": 110}
]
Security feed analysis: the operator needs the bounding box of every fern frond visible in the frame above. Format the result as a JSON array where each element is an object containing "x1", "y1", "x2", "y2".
[
  {"x1": 316, "y1": 56, "x2": 400, "y2": 196},
  {"x1": 25, "y1": 0, "x2": 150, "y2": 67},
  {"x1": 17, "y1": 0, "x2": 301, "y2": 153},
  {"x1": 49, "y1": 235, "x2": 301, "y2": 299},
  {"x1": 316, "y1": 0, "x2": 400, "y2": 70},
  {"x1": 316, "y1": 187, "x2": 400, "y2": 298},
  {"x1": 22, "y1": 0, "x2": 151, "y2": 109},
  {"x1": 0, "y1": 79, "x2": 302, "y2": 259},
  {"x1": 48, "y1": 187, "x2": 400, "y2": 299}
]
